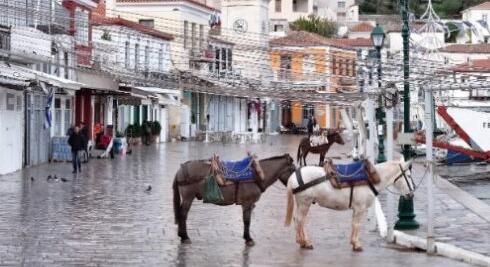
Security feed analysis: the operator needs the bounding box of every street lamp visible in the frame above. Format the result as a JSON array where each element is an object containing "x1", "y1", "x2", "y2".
[
  {"x1": 396, "y1": 0, "x2": 419, "y2": 230},
  {"x1": 371, "y1": 24, "x2": 386, "y2": 163}
]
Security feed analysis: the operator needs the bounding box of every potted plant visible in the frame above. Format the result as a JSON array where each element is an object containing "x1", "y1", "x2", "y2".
[
  {"x1": 126, "y1": 124, "x2": 142, "y2": 145},
  {"x1": 151, "y1": 121, "x2": 162, "y2": 143}
]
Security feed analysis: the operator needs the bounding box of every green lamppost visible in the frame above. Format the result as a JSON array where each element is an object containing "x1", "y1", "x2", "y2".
[
  {"x1": 371, "y1": 24, "x2": 386, "y2": 164},
  {"x1": 395, "y1": 0, "x2": 419, "y2": 230}
]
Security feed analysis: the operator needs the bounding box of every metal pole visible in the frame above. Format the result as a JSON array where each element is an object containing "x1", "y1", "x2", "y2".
[
  {"x1": 395, "y1": 0, "x2": 420, "y2": 230},
  {"x1": 376, "y1": 46, "x2": 386, "y2": 163},
  {"x1": 425, "y1": 87, "x2": 436, "y2": 254},
  {"x1": 386, "y1": 106, "x2": 394, "y2": 242}
]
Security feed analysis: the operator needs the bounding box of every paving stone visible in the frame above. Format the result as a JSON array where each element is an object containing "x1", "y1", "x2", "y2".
[{"x1": 0, "y1": 135, "x2": 475, "y2": 266}]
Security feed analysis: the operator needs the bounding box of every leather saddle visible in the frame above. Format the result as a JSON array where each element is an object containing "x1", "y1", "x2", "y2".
[
  {"x1": 210, "y1": 154, "x2": 265, "y2": 187},
  {"x1": 324, "y1": 158, "x2": 380, "y2": 189}
]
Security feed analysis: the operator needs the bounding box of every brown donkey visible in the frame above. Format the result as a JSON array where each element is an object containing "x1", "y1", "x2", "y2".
[
  {"x1": 173, "y1": 154, "x2": 296, "y2": 246},
  {"x1": 296, "y1": 130, "x2": 345, "y2": 167}
]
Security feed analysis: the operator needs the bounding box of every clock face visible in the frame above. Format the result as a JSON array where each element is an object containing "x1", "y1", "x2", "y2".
[{"x1": 233, "y1": 19, "x2": 248, "y2": 33}]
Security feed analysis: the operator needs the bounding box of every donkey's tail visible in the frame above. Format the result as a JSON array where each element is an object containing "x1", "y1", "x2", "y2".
[
  {"x1": 285, "y1": 182, "x2": 294, "y2": 227},
  {"x1": 173, "y1": 177, "x2": 181, "y2": 225}
]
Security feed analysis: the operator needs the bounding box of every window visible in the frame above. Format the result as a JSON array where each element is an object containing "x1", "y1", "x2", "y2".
[
  {"x1": 274, "y1": 24, "x2": 284, "y2": 32},
  {"x1": 0, "y1": 27, "x2": 11, "y2": 51},
  {"x1": 292, "y1": 0, "x2": 308, "y2": 12},
  {"x1": 280, "y1": 55, "x2": 292, "y2": 79},
  {"x1": 64, "y1": 52, "x2": 69, "y2": 79},
  {"x1": 144, "y1": 43, "x2": 150, "y2": 72},
  {"x1": 338, "y1": 1, "x2": 346, "y2": 9},
  {"x1": 75, "y1": 8, "x2": 89, "y2": 45},
  {"x1": 184, "y1": 21, "x2": 188, "y2": 49},
  {"x1": 135, "y1": 43, "x2": 140, "y2": 71},
  {"x1": 227, "y1": 49, "x2": 232, "y2": 71},
  {"x1": 302, "y1": 104, "x2": 314, "y2": 120},
  {"x1": 221, "y1": 48, "x2": 227, "y2": 71},
  {"x1": 54, "y1": 97, "x2": 72, "y2": 136},
  {"x1": 199, "y1": 25, "x2": 204, "y2": 49},
  {"x1": 139, "y1": 19, "x2": 154, "y2": 28},
  {"x1": 208, "y1": 45, "x2": 214, "y2": 73},
  {"x1": 191, "y1": 23, "x2": 197, "y2": 50},
  {"x1": 275, "y1": 0, "x2": 281, "y2": 12},
  {"x1": 483, "y1": 14, "x2": 488, "y2": 22},
  {"x1": 158, "y1": 44, "x2": 164, "y2": 71},
  {"x1": 125, "y1": 40, "x2": 130, "y2": 69}
]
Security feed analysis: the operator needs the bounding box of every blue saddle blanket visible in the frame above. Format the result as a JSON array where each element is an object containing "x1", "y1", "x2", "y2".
[
  {"x1": 221, "y1": 157, "x2": 254, "y2": 181},
  {"x1": 334, "y1": 161, "x2": 369, "y2": 183}
]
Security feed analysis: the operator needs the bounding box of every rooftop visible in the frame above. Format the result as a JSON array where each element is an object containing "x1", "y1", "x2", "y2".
[
  {"x1": 350, "y1": 22, "x2": 374, "y2": 33},
  {"x1": 441, "y1": 43, "x2": 490, "y2": 54},
  {"x1": 453, "y1": 59, "x2": 490, "y2": 72},
  {"x1": 115, "y1": 0, "x2": 218, "y2": 12},
  {"x1": 269, "y1": 31, "x2": 354, "y2": 50},
  {"x1": 463, "y1": 1, "x2": 490, "y2": 12},
  {"x1": 92, "y1": 16, "x2": 174, "y2": 40},
  {"x1": 331, "y1": 38, "x2": 373, "y2": 47}
]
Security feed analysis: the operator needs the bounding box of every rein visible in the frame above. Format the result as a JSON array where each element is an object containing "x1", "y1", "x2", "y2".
[{"x1": 386, "y1": 163, "x2": 426, "y2": 196}]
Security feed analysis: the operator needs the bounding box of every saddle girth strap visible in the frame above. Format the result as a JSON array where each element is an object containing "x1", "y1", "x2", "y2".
[
  {"x1": 295, "y1": 168, "x2": 304, "y2": 187},
  {"x1": 349, "y1": 186, "x2": 354, "y2": 208},
  {"x1": 293, "y1": 175, "x2": 327, "y2": 194},
  {"x1": 367, "y1": 180, "x2": 379, "y2": 196}
]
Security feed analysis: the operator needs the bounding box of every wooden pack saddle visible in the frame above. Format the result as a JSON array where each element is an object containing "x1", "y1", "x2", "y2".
[
  {"x1": 324, "y1": 158, "x2": 380, "y2": 189},
  {"x1": 210, "y1": 154, "x2": 265, "y2": 187}
]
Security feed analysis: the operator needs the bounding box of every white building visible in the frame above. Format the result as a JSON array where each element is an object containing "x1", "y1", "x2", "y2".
[
  {"x1": 440, "y1": 43, "x2": 490, "y2": 64},
  {"x1": 461, "y1": 2, "x2": 490, "y2": 44},
  {"x1": 92, "y1": 15, "x2": 177, "y2": 142},
  {"x1": 269, "y1": 0, "x2": 358, "y2": 36}
]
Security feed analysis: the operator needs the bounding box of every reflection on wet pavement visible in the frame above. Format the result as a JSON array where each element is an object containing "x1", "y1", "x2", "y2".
[{"x1": 0, "y1": 136, "x2": 471, "y2": 266}]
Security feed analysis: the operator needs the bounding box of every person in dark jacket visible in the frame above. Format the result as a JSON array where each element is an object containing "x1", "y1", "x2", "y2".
[
  {"x1": 68, "y1": 126, "x2": 86, "y2": 173},
  {"x1": 307, "y1": 116, "x2": 314, "y2": 137},
  {"x1": 80, "y1": 122, "x2": 90, "y2": 162}
]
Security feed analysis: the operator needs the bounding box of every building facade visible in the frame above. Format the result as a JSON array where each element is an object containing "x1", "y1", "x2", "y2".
[{"x1": 270, "y1": 31, "x2": 357, "y2": 129}]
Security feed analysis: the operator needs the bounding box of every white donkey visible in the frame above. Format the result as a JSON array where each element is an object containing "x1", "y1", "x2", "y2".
[{"x1": 285, "y1": 159, "x2": 414, "y2": 251}]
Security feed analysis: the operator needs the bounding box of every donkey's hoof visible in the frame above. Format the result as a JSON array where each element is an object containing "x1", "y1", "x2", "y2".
[
  {"x1": 245, "y1": 239, "x2": 255, "y2": 247},
  {"x1": 301, "y1": 244, "x2": 314, "y2": 250},
  {"x1": 352, "y1": 246, "x2": 363, "y2": 252},
  {"x1": 181, "y1": 238, "x2": 192, "y2": 244}
]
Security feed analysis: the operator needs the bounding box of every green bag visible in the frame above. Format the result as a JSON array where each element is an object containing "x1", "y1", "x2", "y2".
[{"x1": 203, "y1": 175, "x2": 224, "y2": 204}]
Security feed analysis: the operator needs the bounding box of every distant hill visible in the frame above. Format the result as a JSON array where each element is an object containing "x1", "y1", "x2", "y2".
[{"x1": 358, "y1": 0, "x2": 489, "y2": 18}]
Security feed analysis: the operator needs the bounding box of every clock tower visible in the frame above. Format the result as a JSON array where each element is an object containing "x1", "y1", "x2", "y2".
[{"x1": 220, "y1": 0, "x2": 271, "y2": 80}]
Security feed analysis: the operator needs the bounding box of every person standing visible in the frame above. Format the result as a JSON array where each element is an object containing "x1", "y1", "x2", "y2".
[
  {"x1": 80, "y1": 122, "x2": 90, "y2": 162},
  {"x1": 68, "y1": 126, "x2": 85, "y2": 173},
  {"x1": 307, "y1": 116, "x2": 314, "y2": 137}
]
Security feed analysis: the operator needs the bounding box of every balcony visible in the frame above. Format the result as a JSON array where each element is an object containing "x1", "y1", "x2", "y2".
[
  {"x1": 1, "y1": 26, "x2": 52, "y2": 64},
  {"x1": 189, "y1": 48, "x2": 215, "y2": 63}
]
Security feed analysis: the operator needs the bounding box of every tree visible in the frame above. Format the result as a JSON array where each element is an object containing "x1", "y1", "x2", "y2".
[{"x1": 289, "y1": 15, "x2": 338, "y2": 38}]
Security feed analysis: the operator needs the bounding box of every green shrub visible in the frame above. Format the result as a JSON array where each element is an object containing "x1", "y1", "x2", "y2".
[
  {"x1": 125, "y1": 124, "x2": 142, "y2": 138},
  {"x1": 151, "y1": 121, "x2": 162, "y2": 135}
]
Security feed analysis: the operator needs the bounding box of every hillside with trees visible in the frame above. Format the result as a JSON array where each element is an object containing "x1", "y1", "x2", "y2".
[{"x1": 358, "y1": 0, "x2": 489, "y2": 18}]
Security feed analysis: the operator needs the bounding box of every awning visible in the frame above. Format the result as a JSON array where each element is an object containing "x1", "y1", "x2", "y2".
[
  {"x1": 76, "y1": 69, "x2": 119, "y2": 91},
  {"x1": 31, "y1": 70, "x2": 85, "y2": 91},
  {"x1": 134, "y1": 87, "x2": 182, "y2": 105},
  {"x1": 0, "y1": 62, "x2": 36, "y2": 87}
]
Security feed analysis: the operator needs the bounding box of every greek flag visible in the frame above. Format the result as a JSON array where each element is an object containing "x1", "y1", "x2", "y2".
[{"x1": 44, "y1": 87, "x2": 54, "y2": 129}]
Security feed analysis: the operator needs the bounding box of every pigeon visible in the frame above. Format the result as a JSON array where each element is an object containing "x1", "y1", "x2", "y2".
[
  {"x1": 54, "y1": 175, "x2": 58, "y2": 181},
  {"x1": 146, "y1": 185, "x2": 152, "y2": 192},
  {"x1": 30, "y1": 177, "x2": 34, "y2": 181},
  {"x1": 47, "y1": 175, "x2": 52, "y2": 181},
  {"x1": 60, "y1": 178, "x2": 68, "y2": 182}
]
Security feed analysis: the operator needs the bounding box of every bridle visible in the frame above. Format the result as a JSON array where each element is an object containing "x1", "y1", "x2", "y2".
[{"x1": 392, "y1": 164, "x2": 416, "y2": 196}]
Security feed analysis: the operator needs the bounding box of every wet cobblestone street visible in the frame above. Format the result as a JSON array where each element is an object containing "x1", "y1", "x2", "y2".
[{"x1": 0, "y1": 136, "x2": 473, "y2": 266}]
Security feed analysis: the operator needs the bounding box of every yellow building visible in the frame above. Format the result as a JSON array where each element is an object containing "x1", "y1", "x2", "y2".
[{"x1": 269, "y1": 31, "x2": 357, "y2": 129}]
